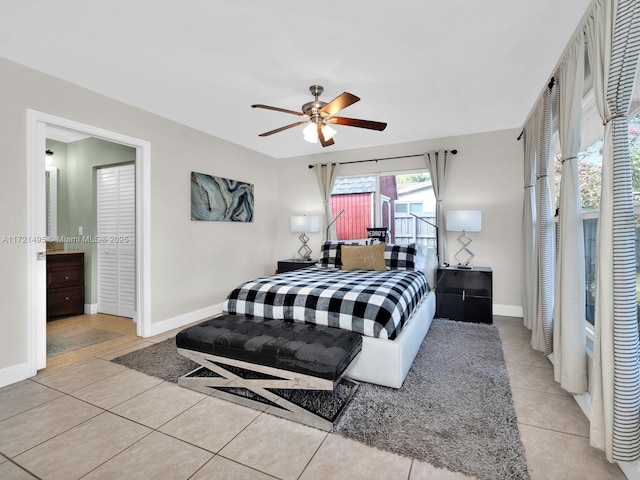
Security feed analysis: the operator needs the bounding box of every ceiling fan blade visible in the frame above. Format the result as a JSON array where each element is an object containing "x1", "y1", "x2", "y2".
[
  {"x1": 327, "y1": 116, "x2": 387, "y2": 131},
  {"x1": 318, "y1": 125, "x2": 335, "y2": 147},
  {"x1": 251, "y1": 104, "x2": 307, "y2": 117},
  {"x1": 319, "y1": 92, "x2": 360, "y2": 117},
  {"x1": 258, "y1": 121, "x2": 309, "y2": 137}
]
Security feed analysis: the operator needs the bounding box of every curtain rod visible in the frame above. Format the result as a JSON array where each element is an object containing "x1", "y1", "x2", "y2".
[
  {"x1": 517, "y1": 76, "x2": 556, "y2": 141},
  {"x1": 307, "y1": 149, "x2": 457, "y2": 169}
]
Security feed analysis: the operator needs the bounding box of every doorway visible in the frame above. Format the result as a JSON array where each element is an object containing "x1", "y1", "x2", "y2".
[{"x1": 26, "y1": 110, "x2": 151, "y2": 375}]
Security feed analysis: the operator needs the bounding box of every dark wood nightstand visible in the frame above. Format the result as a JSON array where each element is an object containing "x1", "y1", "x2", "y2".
[
  {"x1": 277, "y1": 259, "x2": 316, "y2": 273},
  {"x1": 435, "y1": 266, "x2": 493, "y2": 323}
]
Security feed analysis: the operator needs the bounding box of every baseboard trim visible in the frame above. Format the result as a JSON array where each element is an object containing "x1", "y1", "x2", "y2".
[
  {"x1": 493, "y1": 304, "x2": 523, "y2": 317},
  {"x1": 0, "y1": 361, "x2": 32, "y2": 388},
  {"x1": 146, "y1": 303, "x2": 224, "y2": 338},
  {"x1": 84, "y1": 303, "x2": 98, "y2": 314}
]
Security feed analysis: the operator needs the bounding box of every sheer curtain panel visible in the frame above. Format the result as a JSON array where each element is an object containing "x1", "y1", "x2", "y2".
[
  {"x1": 553, "y1": 35, "x2": 588, "y2": 394},
  {"x1": 534, "y1": 89, "x2": 554, "y2": 354},
  {"x1": 522, "y1": 107, "x2": 539, "y2": 332},
  {"x1": 314, "y1": 163, "x2": 340, "y2": 241},
  {"x1": 424, "y1": 150, "x2": 450, "y2": 264}
]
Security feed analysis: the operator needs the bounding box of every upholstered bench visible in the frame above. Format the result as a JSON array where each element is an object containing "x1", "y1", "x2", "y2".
[{"x1": 175, "y1": 315, "x2": 362, "y2": 431}]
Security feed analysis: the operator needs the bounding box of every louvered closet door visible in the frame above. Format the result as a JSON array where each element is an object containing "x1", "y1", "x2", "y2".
[{"x1": 97, "y1": 164, "x2": 135, "y2": 318}]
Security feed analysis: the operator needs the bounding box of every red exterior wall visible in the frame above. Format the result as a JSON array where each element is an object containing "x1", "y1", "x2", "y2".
[{"x1": 331, "y1": 193, "x2": 373, "y2": 240}]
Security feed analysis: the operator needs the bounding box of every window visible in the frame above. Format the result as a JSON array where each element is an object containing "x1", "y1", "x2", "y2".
[
  {"x1": 553, "y1": 91, "x2": 640, "y2": 328},
  {"x1": 330, "y1": 171, "x2": 436, "y2": 246}
]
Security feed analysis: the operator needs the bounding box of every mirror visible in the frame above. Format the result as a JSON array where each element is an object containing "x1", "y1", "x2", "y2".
[{"x1": 46, "y1": 166, "x2": 58, "y2": 239}]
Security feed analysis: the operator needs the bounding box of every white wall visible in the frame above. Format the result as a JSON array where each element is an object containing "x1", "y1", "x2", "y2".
[
  {"x1": 276, "y1": 129, "x2": 524, "y2": 312},
  {"x1": 0, "y1": 57, "x2": 277, "y2": 379}
]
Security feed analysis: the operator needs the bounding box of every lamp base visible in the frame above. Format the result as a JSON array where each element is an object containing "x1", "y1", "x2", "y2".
[
  {"x1": 453, "y1": 231, "x2": 475, "y2": 267},
  {"x1": 297, "y1": 233, "x2": 312, "y2": 260}
]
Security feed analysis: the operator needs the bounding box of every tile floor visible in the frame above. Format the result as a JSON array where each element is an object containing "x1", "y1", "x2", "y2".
[{"x1": 0, "y1": 314, "x2": 628, "y2": 479}]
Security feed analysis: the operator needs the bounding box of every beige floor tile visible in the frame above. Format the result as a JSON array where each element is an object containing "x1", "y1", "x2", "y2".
[
  {"x1": 110, "y1": 381, "x2": 204, "y2": 429},
  {"x1": 94, "y1": 338, "x2": 155, "y2": 361},
  {"x1": 502, "y1": 342, "x2": 553, "y2": 369},
  {"x1": 0, "y1": 380, "x2": 63, "y2": 422},
  {"x1": 0, "y1": 379, "x2": 29, "y2": 393},
  {"x1": 0, "y1": 395, "x2": 102, "y2": 457},
  {"x1": 13, "y1": 412, "x2": 151, "y2": 480},
  {"x1": 72, "y1": 334, "x2": 132, "y2": 356},
  {"x1": 220, "y1": 413, "x2": 327, "y2": 480},
  {"x1": 0, "y1": 461, "x2": 39, "y2": 479},
  {"x1": 300, "y1": 434, "x2": 411, "y2": 480},
  {"x1": 82, "y1": 431, "x2": 212, "y2": 480},
  {"x1": 71, "y1": 368, "x2": 164, "y2": 409},
  {"x1": 519, "y1": 423, "x2": 625, "y2": 480},
  {"x1": 40, "y1": 350, "x2": 88, "y2": 371},
  {"x1": 497, "y1": 325, "x2": 534, "y2": 344},
  {"x1": 512, "y1": 387, "x2": 590, "y2": 437},
  {"x1": 507, "y1": 362, "x2": 571, "y2": 396},
  {"x1": 33, "y1": 357, "x2": 125, "y2": 393},
  {"x1": 160, "y1": 396, "x2": 261, "y2": 453},
  {"x1": 409, "y1": 459, "x2": 476, "y2": 479},
  {"x1": 191, "y1": 455, "x2": 277, "y2": 480}
]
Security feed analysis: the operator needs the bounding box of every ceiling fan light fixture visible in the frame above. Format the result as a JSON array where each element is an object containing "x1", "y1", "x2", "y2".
[
  {"x1": 321, "y1": 124, "x2": 337, "y2": 141},
  {"x1": 303, "y1": 122, "x2": 318, "y2": 143},
  {"x1": 253, "y1": 85, "x2": 386, "y2": 148}
]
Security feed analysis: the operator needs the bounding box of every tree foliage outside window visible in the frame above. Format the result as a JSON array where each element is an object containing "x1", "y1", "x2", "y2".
[{"x1": 554, "y1": 115, "x2": 640, "y2": 209}]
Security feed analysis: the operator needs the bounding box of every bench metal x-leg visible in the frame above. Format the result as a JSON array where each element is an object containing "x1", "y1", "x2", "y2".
[{"x1": 177, "y1": 347, "x2": 356, "y2": 431}]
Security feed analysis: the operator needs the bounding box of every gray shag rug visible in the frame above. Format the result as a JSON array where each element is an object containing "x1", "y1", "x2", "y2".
[{"x1": 112, "y1": 318, "x2": 529, "y2": 480}]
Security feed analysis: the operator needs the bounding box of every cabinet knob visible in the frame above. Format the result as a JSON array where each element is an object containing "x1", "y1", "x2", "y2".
[
  {"x1": 65, "y1": 296, "x2": 70, "y2": 301},
  {"x1": 64, "y1": 276, "x2": 69, "y2": 280}
]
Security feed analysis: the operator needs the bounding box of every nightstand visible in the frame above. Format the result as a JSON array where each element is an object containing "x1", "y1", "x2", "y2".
[
  {"x1": 435, "y1": 266, "x2": 493, "y2": 323},
  {"x1": 277, "y1": 259, "x2": 316, "y2": 273}
]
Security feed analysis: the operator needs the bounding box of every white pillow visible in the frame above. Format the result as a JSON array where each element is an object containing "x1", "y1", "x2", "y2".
[
  {"x1": 424, "y1": 247, "x2": 438, "y2": 289},
  {"x1": 414, "y1": 244, "x2": 428, "y2": 272}
]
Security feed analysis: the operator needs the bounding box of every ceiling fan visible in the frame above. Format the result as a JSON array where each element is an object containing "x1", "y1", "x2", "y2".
[{"x1": 251, "y1": 85, "x2": 387, "y2": 147}]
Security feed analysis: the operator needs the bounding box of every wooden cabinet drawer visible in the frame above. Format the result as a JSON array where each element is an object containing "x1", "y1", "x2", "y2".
[
  {"x1": 47, "y1": 286, "x2": 85, "y2": 317},
  {"x1": 48, "y1": 267, "x2": 83, "y2": 288},
  {"x1": 46, "y1": 251, "x2": 85, "y2": 318},
  {"x1": 47, "y1": 286, "x2": 84, "y2": 307}
]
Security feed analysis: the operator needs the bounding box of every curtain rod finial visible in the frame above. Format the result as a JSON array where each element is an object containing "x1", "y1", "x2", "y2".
[{"x1": 451, "y1": 149, "x2": 457, "y2": 155}]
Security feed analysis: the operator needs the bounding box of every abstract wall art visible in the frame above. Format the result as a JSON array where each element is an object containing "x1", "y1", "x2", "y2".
[{"x1": 191, "y1": 172, "x2": 254, "y2": 222}]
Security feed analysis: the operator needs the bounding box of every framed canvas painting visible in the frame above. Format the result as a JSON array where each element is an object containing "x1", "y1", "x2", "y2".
[{"x1": 191, "y1": 172, "x2": 254, "y2": 222}]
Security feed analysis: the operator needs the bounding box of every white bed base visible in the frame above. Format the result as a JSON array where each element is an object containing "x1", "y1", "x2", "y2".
[{"x1": 344, "y1": 290, "x2": 436, "y2": 389}]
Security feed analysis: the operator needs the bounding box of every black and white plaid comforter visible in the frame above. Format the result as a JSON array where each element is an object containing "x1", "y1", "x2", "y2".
[{"x1": 223, "y1": 266, "x2": 429, "y2": 340}]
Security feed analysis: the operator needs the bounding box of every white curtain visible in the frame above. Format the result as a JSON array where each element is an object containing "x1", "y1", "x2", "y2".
[
  {"x1": 553, "y1": 35, "x2": 588, "y2": 394},
  {"x1": 587, "y1": 0, "x2": 640, "y2": 462},
  {"x1": 314, "y1": 163, "x2": 340, "y2": 241},
  {"x1": 533, "y1": 88, "x2": 554, "y2": 354},
  {"x1": 425, "y1": 150, "x2": 450, "y2": 264},
  {"x1": 522, "y1": 110, "x2": 539, "y2": 332}
]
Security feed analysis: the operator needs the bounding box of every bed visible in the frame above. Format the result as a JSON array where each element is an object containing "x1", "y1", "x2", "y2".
[{"x1": 223, "y1": 242, "x2": 438, "y2": 388}]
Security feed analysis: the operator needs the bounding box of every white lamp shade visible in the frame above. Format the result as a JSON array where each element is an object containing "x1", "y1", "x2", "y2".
[
  {"x1": 303, "y1": 123, "x2": 318, "y2": 143},
  {"x1": 290, "y1": 215, "x2": 321, "y2": 233},
  {"x1": 446, "y1": 210, "x2": 482, "y2": 232}
]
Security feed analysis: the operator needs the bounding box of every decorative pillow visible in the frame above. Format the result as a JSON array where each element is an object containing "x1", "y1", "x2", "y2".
[
  {"x1": 317, "y1": 240, "x2": 368, "y2": 268},
  {"x1": 414, "y1": 244, "x2": 428, "y2": 272},
  {"x1": 340, "y1": 243, "x2": 387, "y2": 271},
  {"x1": 384, "y1": 243, "x2": 418, "y2": 270}
]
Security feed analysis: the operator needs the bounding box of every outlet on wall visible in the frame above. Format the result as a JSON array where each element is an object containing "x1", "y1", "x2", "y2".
[{"x1": 78, "y1": 226, "x2": 83, "y2": 236}]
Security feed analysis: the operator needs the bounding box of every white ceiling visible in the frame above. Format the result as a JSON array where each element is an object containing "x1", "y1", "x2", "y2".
[{"x1": 1, "y1": 1, "x2": 593, "y2": 159}]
